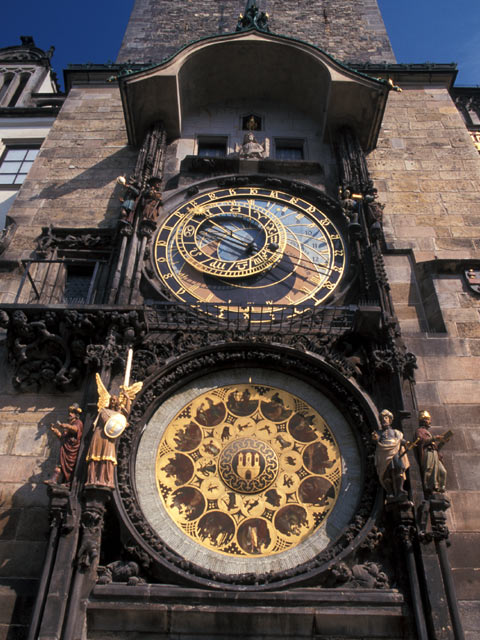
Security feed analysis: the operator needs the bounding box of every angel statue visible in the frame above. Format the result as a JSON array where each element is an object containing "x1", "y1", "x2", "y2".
[{"x1": 85, "y1": 350, "x2": 143, "y2": 488}]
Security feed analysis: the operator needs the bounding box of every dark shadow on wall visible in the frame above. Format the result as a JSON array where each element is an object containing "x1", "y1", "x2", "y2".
[
  {"x1": 13, "y1": 148, "x2": 137, "y2": 229},
  {"x1": 0, "y1": 367, "x2": 77, "y2": 639}
]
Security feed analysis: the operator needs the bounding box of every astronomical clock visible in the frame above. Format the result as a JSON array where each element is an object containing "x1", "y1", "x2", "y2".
[
  {"x1": 112, "y1": 179, "x2": 378, "y2": 589},
  {"x1": 152, "y1": 185, "x2": 347, "y2": 322}
]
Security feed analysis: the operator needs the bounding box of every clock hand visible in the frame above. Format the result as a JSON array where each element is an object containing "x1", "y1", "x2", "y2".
[
  {"x1": 200, "y1": 216, "x2": 256, "y2": 246},
  {"x1": 197, "y1": 227, "x2": 256, "y2": 252},
  {"x1": 198, "y1": 226, "x2": 280, "y2": 257}
]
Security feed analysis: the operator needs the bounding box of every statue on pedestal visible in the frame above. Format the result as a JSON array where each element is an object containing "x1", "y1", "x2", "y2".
[
  {"x1": 86, "y1": 350, "x2": 143, "y2": 488},
  {"x1": 415, "y1": 410, "x2": 452, "y2": 494},
  {"x1": 238, "y1": 132, "x2": 266, "y2": 159},
  {"x1": 45, "y1": 403, "x2": 83, "y2": 486},
  {"x1": 372, "y1": 409, "x2": 409, "y2": 498}
]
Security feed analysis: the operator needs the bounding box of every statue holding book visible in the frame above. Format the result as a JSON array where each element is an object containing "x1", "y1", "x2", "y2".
[{"x1": 415, "y1": 410, "x2": 452, "y2": 494}]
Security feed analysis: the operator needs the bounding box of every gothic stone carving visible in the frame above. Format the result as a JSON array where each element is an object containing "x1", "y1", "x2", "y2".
[{"x1": 3, "y1": 308, "x2": 146, "y2": 391}]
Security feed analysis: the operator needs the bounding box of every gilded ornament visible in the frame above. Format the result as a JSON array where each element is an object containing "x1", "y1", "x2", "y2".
[{"x1": 155, "y1": 383, "x2": 341, "y2": 557}]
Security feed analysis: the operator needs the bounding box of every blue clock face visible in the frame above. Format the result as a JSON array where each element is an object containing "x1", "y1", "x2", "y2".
[{"x1": 154, "y1": 186, "x2": 346, "y2": 323}]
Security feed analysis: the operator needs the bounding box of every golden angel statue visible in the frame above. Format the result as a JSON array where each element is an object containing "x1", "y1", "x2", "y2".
[{"x1": 85, "y1": 350, "x2": 143, "y2": 488}]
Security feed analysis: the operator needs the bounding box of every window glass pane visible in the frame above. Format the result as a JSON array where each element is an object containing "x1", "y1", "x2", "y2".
[
  {"x1": 64, "y1": 267, "x2": 94, "y2": 304},
  {"x1": 0, "y1": 161, "x2": 21, "y2": 173},
  {"x1": 20, "y1": 161, "x2": 34, "y2": 174},
  {"x1": 5, "y1": 149, "x2": 26, "y2": 161},
  {"x1": 276, "y1": 147, "x2": 303, "y2": 161},
  {"x1": 198, "y1": 143, "x2": 226, "y2": 158},
  {"x1": 0, "y1": 175, "x2": 15, "y2": 184},
  {"x1": 1, "y1": 146, "x2": 39, "y2": 185}
]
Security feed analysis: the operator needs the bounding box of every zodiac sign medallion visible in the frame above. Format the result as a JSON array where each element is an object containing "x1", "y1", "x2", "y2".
[{"x1": 155, "y1": 384, "x2": 342, "y2": 557}]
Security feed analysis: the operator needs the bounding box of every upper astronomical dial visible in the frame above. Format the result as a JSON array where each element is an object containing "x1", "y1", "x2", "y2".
[
  {"x1": 176, "y1": 201, "x2": 287, "y2": 278},
  {"x1": 154, "y1": 187, "x2": 346, "y2": 322}
]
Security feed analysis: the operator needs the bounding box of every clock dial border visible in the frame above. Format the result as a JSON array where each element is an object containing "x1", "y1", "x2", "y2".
[
  {"x1": 153, "y1": 185, "x2": 347, "y2": 321},
  {"x1": 135, "y1": 369, "x2": 362, "y2": 575}
]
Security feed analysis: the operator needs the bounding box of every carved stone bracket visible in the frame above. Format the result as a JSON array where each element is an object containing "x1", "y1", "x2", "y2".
[
  {"x1": 418, "y1": 493, "x2": 451, "y2": 544},
  {"x1": 325, "y1": 560, "x2": 390, "y2": 589},
  {"x1": 236, "y1": 0, "x2": 270, "y2": 32},
  {"x1": 97, "y1": 560, "x2": 146, "y2": 586},
  {"x1": 35, "y1": 226, "x2": 114, "y2": 259},
  {"x1": 0, "y1": 216, "x2": 17, "y2": 256},
  {"x1": 47, "y1": 483, "x2": 75, "y2": 533},
  {"x1": 77, "y1": 487, "x2": 111, "y2": 571},
  {"x1": 386, "y1": 496, "x2": 417, "y2": 552}
]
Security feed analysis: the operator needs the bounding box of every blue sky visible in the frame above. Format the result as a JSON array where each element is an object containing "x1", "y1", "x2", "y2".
[{"x1": 1, "y1": 1, "x2": 479, "y2": 90}]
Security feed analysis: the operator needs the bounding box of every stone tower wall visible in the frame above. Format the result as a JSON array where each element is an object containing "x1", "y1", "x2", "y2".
[
  {"x1": 117, "y1": 0, "x2": 395, "y2": 64},
  {"x1": 368, "y1": 84, "x2": 480, "y2": 637}
]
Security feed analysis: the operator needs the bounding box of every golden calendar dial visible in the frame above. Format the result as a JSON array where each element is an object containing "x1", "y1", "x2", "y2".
[
  {"x1": 154, "y1": 187, "x2": 346, "y2": 323},
  {"x1": 155, "y1": 384, "x2": 341, "y2": 557}
]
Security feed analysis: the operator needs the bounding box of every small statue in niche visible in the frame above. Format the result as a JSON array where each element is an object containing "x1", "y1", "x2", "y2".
[
  {"x1": 372, "y1": 409, "x2": 410, "y2": 499},
  {"x1": 141, "y1": 177, "x2": 163, "y2": 222},
  {"x1": 238, "y1": 132, "x2": 266, "y2": 159},
  {"x1": 45, "y1": 403, "x2": 83, "y2": 485},
  {"x1": 85, "y1": 350, "x2": 143, "y2": 488},
  {"x1": 339, "y1": 187, "x2": 362, "y2": 231},
  {"x1": 117, "y1": 175, "x2": 141, "y2": 225},
  {"x1": 415, "y1": 410, "x2": 452, "y2": 494}
]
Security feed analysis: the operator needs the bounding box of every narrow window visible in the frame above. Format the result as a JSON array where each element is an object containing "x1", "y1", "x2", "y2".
[
  {"x1": 0, "y1": 146, "x2": 39, "y2": 185},
  {"x1": 242, "y1": 114, "x2": 262, "y2": 131},
  {"x1": 0, "y1": 73, "x2": 14, "y2": 103},
  {"x1": 63, "y1": 264, "x2": 96, "y2": 304},
  {"x1": 197, "y1": 137, "x2": 228, "y2": 158},
  {"x1": 8, "y1": 72, "x2": 31, "y2": 107},
  {"x1": 275, "y1": 139, "x2": 304, "y2": 161}
]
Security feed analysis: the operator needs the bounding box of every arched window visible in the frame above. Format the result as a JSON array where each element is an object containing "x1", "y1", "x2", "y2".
[
  {"x1": 8, "y1": 72, "x2": 31, "y2": 107},
  {"x1": 0, "y1": 72, "x2": 14, "y2": 104}
]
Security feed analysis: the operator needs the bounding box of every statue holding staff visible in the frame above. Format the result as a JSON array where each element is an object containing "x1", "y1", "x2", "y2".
[
  {"x1": 372, "y1": 409, "x2": 410, "y2": 498},
  {"x1": 86, "y1": 350, "x2": 143, "y2": 488}
]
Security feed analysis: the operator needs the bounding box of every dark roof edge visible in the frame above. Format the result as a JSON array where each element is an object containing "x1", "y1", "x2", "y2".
[
  {"x1": 67, "y1": 28, "x2": 390, "y2": 90},
  {"x1": 350, "y1": 62, "x2": 458, "y2": 89}
]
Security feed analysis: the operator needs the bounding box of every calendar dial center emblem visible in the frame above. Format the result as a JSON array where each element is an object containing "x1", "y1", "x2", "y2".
[{"x1": 218, "y1": 437, "x2": 279, "y2": 494}]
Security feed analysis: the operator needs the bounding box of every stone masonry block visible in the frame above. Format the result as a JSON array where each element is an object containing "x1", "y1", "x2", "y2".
[
  {"x1": 437, "y1": 380, "x2": 480, "y2": 404},
  {"x1": 449, "y1": 533, "x2": 480, "y2": 569},
  {"x1": 449, "y1": 491, "x2": 480, "y2": 531},
  {"x1": 0, "y1": 483, "x2": 49, "y2": 510},
  {"x1": 12, "y1": 426, "x2": 48, "y2": 458},
  {"x1": 0, "y1": 541, "x2": 47, "y2": 578},
  {"x1": 459, "y1": 601, "x2": 480, "y2": 633},
  {"x1": 457, "y1": 323, "x2": 480, "y2": 338},
  {"x1": 423, "y1": 356, "x2": 480, "y2": 381},
  {"x1": 452, "y1": 569, "x2": 480, "y2": 600}
]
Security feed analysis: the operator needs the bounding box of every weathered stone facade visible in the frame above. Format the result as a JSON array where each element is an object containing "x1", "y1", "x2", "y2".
[
  {"x1": 118, "y1": 0, "x2": 395, "y2": 65},
  {"x1": 1, "y1": 2, "x2": 479, "y2": 639},
  {"x1": 367, "y1": 80, "x2": 480, "y2": 637}
]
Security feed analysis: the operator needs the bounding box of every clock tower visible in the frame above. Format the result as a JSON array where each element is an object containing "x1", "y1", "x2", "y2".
[{"x1": 1, "y1": 2, "x2": 476, "y2": 640}]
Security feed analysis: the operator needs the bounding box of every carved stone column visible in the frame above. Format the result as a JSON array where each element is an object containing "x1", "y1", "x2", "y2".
[
  {"x1": 29, "y1": 485, "x2": 81, "y2": 640},
  {"x1": 61, "y1": 487, "x2": 111, "y2": 640},
  {"x1": 386, "y1": 496, "x2": 429, "y2": 640}
]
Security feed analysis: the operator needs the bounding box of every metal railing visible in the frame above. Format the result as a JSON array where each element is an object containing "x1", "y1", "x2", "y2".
[
  {"x1": 15, "y1": 259, "x2": 102, "y2": 305},
  {"x1": 144, "y1": 302, "x2": 358, "y2": 335}
]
